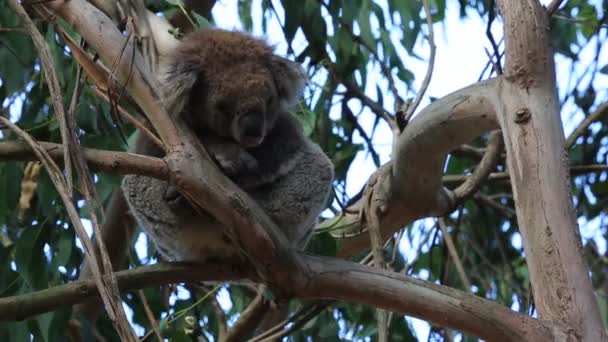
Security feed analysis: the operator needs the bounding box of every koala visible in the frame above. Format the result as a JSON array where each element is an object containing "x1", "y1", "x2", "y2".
[{"x1": 122, "y1": 29, "x2": 334, "y2": 262}]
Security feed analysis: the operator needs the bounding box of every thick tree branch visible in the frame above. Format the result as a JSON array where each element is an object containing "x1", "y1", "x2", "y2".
[
  {"x1": 496, "y1": 0, "x2": 606, "y2": 340},
  {"x1": 45, "y1": 0, "x2": 305, "y2": 290},
  {"x1": 323, "y1": 79, "x2": 500, "y2": 256},
  {"x1": 0, "y1": 256, "x2": 553, "y2": 341},
  {"x1": 0, "y1": 262, "x2": 251, "y2": 321}
]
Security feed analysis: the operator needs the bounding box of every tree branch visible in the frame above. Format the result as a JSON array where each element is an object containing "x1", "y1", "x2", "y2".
[
  {"x1": 0, "y1": 256, "x2": 553, "y2": 341},
  {"x1": 46, "y1": 0, "x2": 304, "y2": 291},
  {"x1": 496, "y1": 0, "x2": 605, "y2": 340},
  {"x1": 565, "y1": 101, "x2": 608, "y2": 149},
  {"x1": 0, "y1": 141, "x2": 169, "y2": 180},
  {"x1": 321, "y1": 79, "x2": 500, "y2": 256}
]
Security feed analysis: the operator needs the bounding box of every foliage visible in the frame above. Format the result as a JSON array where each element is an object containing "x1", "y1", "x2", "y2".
[{"x1": 0, "y1": 0, "x2": 606, "y2": 340}]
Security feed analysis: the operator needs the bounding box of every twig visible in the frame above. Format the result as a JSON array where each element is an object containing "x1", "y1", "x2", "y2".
[
  {"x1": 443, "y1": 164, "x2": 608, "y2": 186},
  {"x1": 342, "y1": 77, "x2": 396, "y2": 131},
  {"x1": 0, "y1": 26, "x2": 27, "y2": 33},
  {"x1": 546, "y1": 0, "x2": 565, "y2": 16},
  {"x1": 319, "y1": 1, "x2": 404, "y2": 107},
  {"x1": 565, "y1": 101, "x2": 608, "y2": 149},
  {"x1": 136, "y1": 290, "x2": 163, "y2": 342},
  {"x1": 92, "y1": 87, "x2": 164, "y2": 149},
  {"x1": 438, "y1": 218, "x2": 472, "y2": 290},
  {"x1": 552, "y1": 14, "x2": 608, "y2": 28},
  {"x1": 252, "y1": 304, "x2": 327, "y2": 342},
  {"x1": 139, "y1": 284, "x2": 222, "y2": 342},
  {"x1": 402, "y1": 0, "x2": 436, "y2": 123},
  {"x1": 224, "y1": 285, "x2": 269, "y2": 342},
  {"x1": 453, "y1": 130, "x2": 503, "y2": 202},
  {"x1": 485, "y1": 0, "x2": 503, "y2": 75},
  {"x1": 474, "y1": 193, "x2": 516, "y2": 218}
]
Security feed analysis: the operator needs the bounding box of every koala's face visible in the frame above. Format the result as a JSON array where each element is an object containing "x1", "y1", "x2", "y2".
[
  {"x1": 161, "y1": 29, "x2": 306, "y2": 148},
  {"x1": 202, "y1": 64, "x2": 281, "y2": 148}
]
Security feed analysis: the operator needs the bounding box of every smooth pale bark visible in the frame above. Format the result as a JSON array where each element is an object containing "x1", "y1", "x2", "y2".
[
  {"x1": 0, "y1": 258, "x2": 552, "y2": 341},
  {"x1": 323, "y1": 80, "x2": 500, "y2": 256},
  {"x1": 496, "y1": 1, "x2": 606, "y2": 341}
]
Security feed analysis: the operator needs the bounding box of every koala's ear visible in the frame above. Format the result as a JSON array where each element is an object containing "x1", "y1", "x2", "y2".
[
  {"x1": 268, "y1": 56, "x2": 307, "y2": 106},
  {"x1": 158, "y1": 60, "x2": 204, "y2": 116}
]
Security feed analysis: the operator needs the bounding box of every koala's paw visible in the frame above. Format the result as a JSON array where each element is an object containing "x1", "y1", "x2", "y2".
[{"x1": 214, "y1": 149, "x2": 258, "y2": 176}]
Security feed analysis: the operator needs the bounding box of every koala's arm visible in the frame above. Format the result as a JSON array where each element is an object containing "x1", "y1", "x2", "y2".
[{"x1": 250, "y1": 140, "x2": 334, "y2": 250}]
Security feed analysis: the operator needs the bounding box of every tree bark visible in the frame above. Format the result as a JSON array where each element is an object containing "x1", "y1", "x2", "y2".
[{"x1": 496, "y1": 1, "x2": 606, "y2": 341}]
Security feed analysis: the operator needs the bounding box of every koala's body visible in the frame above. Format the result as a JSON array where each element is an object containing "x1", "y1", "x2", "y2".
[{"x1": 122, "y1": 29, "x2": 334, "y2": 262}]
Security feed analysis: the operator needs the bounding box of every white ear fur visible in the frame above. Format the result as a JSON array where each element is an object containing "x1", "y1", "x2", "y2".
[
  {"x1": 158, "y1": 60, "x2": 201, "y2": 116},
  {"x1": 268, "y1": 56, "x2": 307, "y2": 107}
]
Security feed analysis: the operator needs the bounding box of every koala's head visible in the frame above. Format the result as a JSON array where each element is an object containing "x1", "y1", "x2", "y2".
[{"x1": 160, "y1": 29, "x2": 306, "y2": 148}]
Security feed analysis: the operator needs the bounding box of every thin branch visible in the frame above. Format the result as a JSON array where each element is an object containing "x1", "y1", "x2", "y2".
[
  {"x1": 546, "y1": 0, "x2": 565, "y2": 16},
  {"x1": 552, "y1": 14, "x2": 608, "y2": 28},
  {"x1": 474, "y1": 193, "x2": 516, "y2": 219},
  {"x1": 444, "y1": 164, "x2": 608, "y2": 186},
  {"x1": 136, "y1": 290, "x2": 163, "y2": 342},
  {"x1": 342, "y1": 77, "x2": 396, "y2": 130},
  {"x1": 565, "y1": 101, "x2": 608, "y2": 149},
  {"x1": 92, "y1": 87, "x2": 164, "y2": 149},
  {"x1": 254, "y1": 304, "x2": 327, "y2": 342},
  {"x1": 485, "y1": 0, "x2": 503, "y2": 76},
  {"x1": 0, "y1": 140, "x2": 169, "y2": 180},
  {"x1": 453, "y1": 130, "x2": 503, "y2": 202},
  {"x1": 248, "y1": 302, "x2": 329, "y2": 342},
  {"x1": 438, "y1": 218, "x2": 472, "y2": 290},
  {"x1": 224, "y1": 285, "x2": 269, "y2": 342},
  {"x1": 319, "y1": 1, "x2": 404, "y2": 107},
  {"x1": 402, "y1": 0, "x2": 436, "y2": 123},
  {"x1": 16, "y1": 2, "x2": 74, "y2": 199}
]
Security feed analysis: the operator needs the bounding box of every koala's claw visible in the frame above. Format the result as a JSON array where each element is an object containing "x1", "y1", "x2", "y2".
[{"x1": 215, "y1": 151, "x2": 258, "y2": 176}]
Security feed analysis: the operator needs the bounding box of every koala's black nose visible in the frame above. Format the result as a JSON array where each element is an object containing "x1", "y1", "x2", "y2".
[{"x1": 237, "y1": 112, "x2": 265, "y2": 147}]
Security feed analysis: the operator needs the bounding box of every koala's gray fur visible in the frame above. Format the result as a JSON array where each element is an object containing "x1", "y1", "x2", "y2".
[{"x1": 122, "y1": 29, "x2": 334, "y2": 262}]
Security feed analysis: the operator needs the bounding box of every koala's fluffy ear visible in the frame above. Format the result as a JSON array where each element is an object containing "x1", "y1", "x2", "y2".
[
  {"x1": 268, "y1": 56, "x2": 307, "y2": 106},
  {"x1": 158, "y1": 60, "x2": 204, "y2": 116}
]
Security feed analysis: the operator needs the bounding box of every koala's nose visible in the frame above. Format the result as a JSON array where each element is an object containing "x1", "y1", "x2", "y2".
[{"x1": 237, "y1": 112, "x2": 265, "y2": 147}]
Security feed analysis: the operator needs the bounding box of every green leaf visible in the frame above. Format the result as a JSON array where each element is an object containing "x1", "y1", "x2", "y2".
[
  {"x1": 35, "y1": 308, "x2": 71, "y2": 342},
  {"x1": 306, "y1": 232, "x2": 338, "y2": 256},
  {"x1": 238, "y1": 0, "x2": 254, "y2": 31},
  {"x1": 192, "y1": 12, "x2": 212, "y2": 29},
  {"x1": 14, "y1": 224, "x2": 49, "y2": 290}
]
